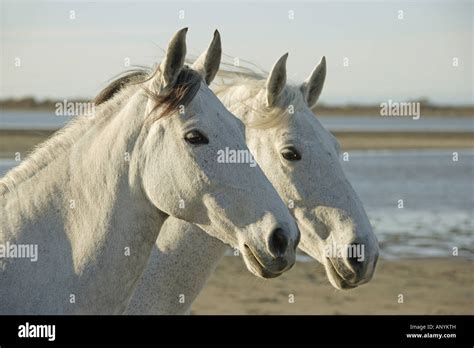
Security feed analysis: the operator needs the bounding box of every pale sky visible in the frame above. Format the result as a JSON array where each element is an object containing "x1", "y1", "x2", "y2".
[{"x1": 1, "y1": 0, "x2": 472, "y2": 105}]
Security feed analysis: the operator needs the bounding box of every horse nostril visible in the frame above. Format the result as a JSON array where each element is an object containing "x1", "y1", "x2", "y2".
[{"x1": 269, "y1": 228, "x2": 289, "y2": 257}]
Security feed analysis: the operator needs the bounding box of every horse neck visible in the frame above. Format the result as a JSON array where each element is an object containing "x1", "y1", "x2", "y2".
[
  {"x1": 62, "y1": 91, "x2": 164, "y2": 259},
  {"x1": 2, "y1": 90, "x2": 166, "y2": 312}
]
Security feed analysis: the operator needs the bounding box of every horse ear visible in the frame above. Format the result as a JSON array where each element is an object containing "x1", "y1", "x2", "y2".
[
  {"x1": 156, "y1": 28, "x2": 188, "y2": 94},
  {"x1": 301, "y1": 56, "x2": 326, "y2": 108},
  {"x1": 266, "y1": 53, "x2": 288, "y2": 107},
  {"x1": 192, "y1": 30, "x2": 222, "y2": 85}
]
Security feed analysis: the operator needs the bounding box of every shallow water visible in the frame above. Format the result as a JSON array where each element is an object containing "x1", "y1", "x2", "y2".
[
  {"x1": 0, "y1": 110, "x2": 75, "y2": 130},
  {"x1": 342, "y1": 149, "x2": 473, "y2": 259},
  {"x1": 317, "y1": 115, "x2": 474, "y2": 132},
  {"x1": 1, "y1": 149, "x2": 472, "y2": 260},
  {"x1": 1, "y1": 110, "x2": 473, "y2": 132}
]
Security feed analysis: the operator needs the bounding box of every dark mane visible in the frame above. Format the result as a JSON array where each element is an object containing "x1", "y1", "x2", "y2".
[
  {"x1": 93, "y1": 69, "x2": 148, "y2": 106},
  {"x1": 93, "y1": 66, "x2": 203, "y2": 119}
]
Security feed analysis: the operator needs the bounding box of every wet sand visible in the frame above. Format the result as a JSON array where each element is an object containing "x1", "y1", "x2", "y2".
[{"x1": 191, "y1": 257, "x2": 473, "y2": 314}]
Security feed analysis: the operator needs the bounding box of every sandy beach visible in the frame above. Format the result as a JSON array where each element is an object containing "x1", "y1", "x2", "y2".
[{"x1": 191, "y1": 257, "x2": 473, "y2": 314}]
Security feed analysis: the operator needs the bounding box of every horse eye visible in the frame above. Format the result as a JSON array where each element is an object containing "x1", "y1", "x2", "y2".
[
  {"x1": 184, "y1": 130, "x2": 209, "y2": 145},
  {"x1": 281, "y1": 147, "x2": 301, "y2": 161}
]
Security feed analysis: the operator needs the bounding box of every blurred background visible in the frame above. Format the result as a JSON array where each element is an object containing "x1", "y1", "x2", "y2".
[{"x1": 1, "y1": 0, "x2": 472, "y2": 314}]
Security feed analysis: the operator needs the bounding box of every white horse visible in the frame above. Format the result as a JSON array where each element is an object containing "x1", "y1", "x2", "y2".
[
  {"x1": 0, "y1": 29, "x2": 300, "y2": 314},
  {"x1": 126, "y1": 53, "x2": 379, "y2": 314}
]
